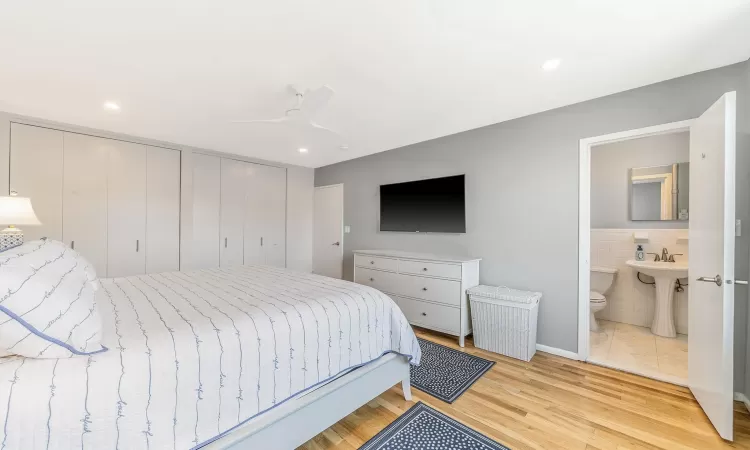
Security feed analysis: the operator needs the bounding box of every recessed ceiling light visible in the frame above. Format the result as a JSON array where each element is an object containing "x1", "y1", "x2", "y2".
[
  {"x1": 298, "y1": 148, "x2": 308, "y2": 153},
  {"x1": 542, "y1": 59, "x2": 561, "y2": 71},
  {"x1": 103, "y1": 101, "x2": 121, "y2": 112}
]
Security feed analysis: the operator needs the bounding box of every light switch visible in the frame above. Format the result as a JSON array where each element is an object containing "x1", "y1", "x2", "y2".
[
  {"x1": 344, "y1": 225, "x2": 351, "y2": 234},
  {"x1": 737, "y1": 220, "x2": 742, "y2": 237}
]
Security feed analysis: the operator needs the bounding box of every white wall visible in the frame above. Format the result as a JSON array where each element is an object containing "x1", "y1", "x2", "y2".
[
  {"x1": 591, "y1": 229, "x2": 688, "y2": 334},
  {"x1": 0, "y1": 111, "x2": 314, "y2": 273}
]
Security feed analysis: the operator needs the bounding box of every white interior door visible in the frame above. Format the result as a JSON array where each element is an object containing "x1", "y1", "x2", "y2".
[
  {"x1": 244, "y1": 163, "x2": 265, "y2": 265},
  {"x1": 62, "y1": 133, "x2": 109, "y2": 276},
  {"x1": 146, "y1": 146, "x2": 181, "y2": 273},
  {"x1": 9, "y1": 124, "x2": 64, "y2": 242},
  {"x1": 220, "y1": 158, "x2": 247, "y2": 267},
  {"x1": 313, "y1": 184, "x2": 343, "y2": 279},
  {"x1": 688, "y1": 91, "x2": 737, "y2": 441},
  {"x1": 192, "y1": 153, "x2": 221, "y2": 269},
  {"x1": 107, "y1": 141, "x2": 147, "y2": 277},
  {"x1": 262, "y1": 165, "x2": 287, "y2": 268}
]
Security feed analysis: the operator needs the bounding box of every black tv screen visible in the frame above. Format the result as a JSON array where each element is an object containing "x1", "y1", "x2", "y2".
[{"x1": 379, "y1": 175, "x2": 466, "y2": 233}]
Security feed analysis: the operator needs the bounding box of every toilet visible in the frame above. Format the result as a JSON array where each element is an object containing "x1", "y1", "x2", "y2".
[{"x1": 590, "y1": 266, "x2": 618, "y2": 332}]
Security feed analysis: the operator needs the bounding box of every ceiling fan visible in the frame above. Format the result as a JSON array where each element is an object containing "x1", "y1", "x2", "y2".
[{"x1": 232, "y1": 85, "x2": 340, "y2": 139}]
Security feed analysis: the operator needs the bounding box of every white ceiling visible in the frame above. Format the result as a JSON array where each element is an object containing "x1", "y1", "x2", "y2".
[{"x1": 1, "y1": 1, "x2": 749, "y2": 168}]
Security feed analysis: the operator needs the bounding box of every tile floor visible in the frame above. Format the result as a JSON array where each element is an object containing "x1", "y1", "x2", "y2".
[{"x1": 589, "y1": 319, "x2": 688, "y2": 384}]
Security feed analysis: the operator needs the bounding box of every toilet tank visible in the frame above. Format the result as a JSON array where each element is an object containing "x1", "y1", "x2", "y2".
[{"x1": 591, "y1": 266, "x2": 618, "y2": 294}]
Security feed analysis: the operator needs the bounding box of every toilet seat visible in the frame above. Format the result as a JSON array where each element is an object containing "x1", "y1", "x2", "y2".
[{"x1": 589, "y1": 291, "x2": 606, "y2": 302}]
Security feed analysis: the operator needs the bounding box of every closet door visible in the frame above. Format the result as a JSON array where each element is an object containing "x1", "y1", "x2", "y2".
[
  {"x1": 220, "y1": 158, "x2": 247, "y2": 267},
  {"x1": 244, "y1": 163, "x2": 266, "y2": 265},
  {"x1": 262, "y1": 165, "x2": 287, "y2": 268},
  {"x1": 107, "y1": 141, "x2": 147, "y2": 277},
  {"x1": 146, "y1": 146, "x2": 181, "y2": 273},
  {"x1": 62, "y1": 133, "x2": 110, "y2": 276},
  {"x1": 192, "y1": 153, "x2": 221, "y2": 269},
  {"x1": 9, "y1": 124, "x2": 64, "y2": 241}
]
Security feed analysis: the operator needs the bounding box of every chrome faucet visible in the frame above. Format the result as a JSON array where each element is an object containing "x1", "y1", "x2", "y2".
[{"x1": 661, "y1": 247, "x2": 670, "y2": 262}]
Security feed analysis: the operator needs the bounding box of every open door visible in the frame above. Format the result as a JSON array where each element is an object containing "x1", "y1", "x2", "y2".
[{"x1": 688, "y1": 91, "x2": 737, "y2": 440}]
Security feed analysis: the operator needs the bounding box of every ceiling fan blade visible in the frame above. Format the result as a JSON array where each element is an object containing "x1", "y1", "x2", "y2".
[
  {"x1": 231, "y1": 117, "x2": 289, "y2": 124},
  {"x1": 299, "y1": 85, "x2": 334, "y2": 117},
  {"x1": 309, "y1": 120, "x2": 340, "y2": 137}
]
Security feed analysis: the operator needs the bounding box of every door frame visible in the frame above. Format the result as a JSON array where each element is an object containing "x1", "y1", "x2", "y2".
[
  {"x1": 577, "y1": 119, "x2": 694, "y2": 362},
  {"x1": 313, "y1": 183, "x2": 344, "y2": 278}
]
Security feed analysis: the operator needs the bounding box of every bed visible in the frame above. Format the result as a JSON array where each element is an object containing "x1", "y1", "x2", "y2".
[{"x1": 0, "y1": 265, "x2": 421, "y2": 449}]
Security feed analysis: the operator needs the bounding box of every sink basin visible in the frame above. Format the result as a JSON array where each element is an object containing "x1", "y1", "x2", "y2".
[
  {"x1": 626, "y1": 259, "x2": 688, "y2": 338},
  {"x1": 625, "y1": 260, "x2": 688, "y2": 279}
]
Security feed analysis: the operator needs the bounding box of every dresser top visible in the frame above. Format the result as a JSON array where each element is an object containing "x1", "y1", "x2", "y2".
[{"x1": 353, "y1": 249, "x2": 481, "y2": 263}]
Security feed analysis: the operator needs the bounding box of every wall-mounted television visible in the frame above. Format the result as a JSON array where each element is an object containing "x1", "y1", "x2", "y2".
[{"x1": 379, "y1": 175, "x2": 466, "y2": 233}]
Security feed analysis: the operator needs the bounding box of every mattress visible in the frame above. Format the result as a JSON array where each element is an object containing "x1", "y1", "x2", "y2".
[{"x1": 0, "y1": 265, "x2": 421, "y2": 449}]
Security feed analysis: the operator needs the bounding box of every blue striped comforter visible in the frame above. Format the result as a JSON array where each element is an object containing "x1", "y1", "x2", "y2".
[{"x1": 0, "y1": 265, "x2": 421, "y2": 449}]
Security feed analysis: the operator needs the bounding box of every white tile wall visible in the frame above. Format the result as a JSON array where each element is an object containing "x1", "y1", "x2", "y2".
[{"x1": 591, "y1": 229, "x2": 689, "y2": 335}]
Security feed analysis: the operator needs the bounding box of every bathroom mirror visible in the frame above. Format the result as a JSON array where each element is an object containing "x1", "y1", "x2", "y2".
[{"x1": 629, "y1": 162, "x2": 689, "y2": 221}]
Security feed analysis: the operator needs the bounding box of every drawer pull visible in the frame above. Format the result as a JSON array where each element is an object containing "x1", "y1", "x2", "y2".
[
  {"x1": 422, "y1": 267, "x2": 428, "y2": 271},
  {"x1": 369, "y1": 277, "x2": 374, "y2": 282},
  {"x1": 421, "y1": 312, "x2": 427, "y2": 316},
  {"x1": 370, "y1": 261, "x2": 375, "y2": 264},
  {"x1": 422, "y1": 287, "x2": 428, "y2": 291}
]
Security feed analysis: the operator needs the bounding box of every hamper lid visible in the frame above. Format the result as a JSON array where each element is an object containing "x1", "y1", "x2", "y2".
[{"x1": 467, "y1": 285, "x2": 542, "y2": 304}]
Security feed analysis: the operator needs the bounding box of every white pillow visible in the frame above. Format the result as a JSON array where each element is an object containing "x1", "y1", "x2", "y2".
[{"x1": 0, "y1": 239, "x2": 106, "y2": 358}]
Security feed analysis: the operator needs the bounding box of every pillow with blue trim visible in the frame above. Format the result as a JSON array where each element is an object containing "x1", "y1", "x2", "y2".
[{"x1": 0, "y1": 239, "x2": 106, "y2": 358}]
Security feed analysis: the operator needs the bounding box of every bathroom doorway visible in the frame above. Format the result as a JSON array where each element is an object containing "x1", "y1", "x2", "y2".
[
  {"x1": 581, "y1": 122, "x2": 692, "y2": 386},
  {"x1": 578, "y1": 93, "x2": 739, "y2": 440}
]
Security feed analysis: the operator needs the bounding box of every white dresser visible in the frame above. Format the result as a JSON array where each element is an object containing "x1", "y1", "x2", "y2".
[{"x1": 353, "y1": 250, "x2": 480, "y2": 347}]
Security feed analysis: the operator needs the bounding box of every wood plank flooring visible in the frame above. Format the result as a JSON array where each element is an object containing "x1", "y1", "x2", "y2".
[{"x1": 298, "y1": 328, "x2": 750, "y2": 449}]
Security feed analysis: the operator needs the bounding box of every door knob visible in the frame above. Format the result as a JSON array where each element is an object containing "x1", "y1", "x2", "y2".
[
  {"x1": 332, "y1": 242, "x2": 340, "y2": 246},
  {"x1": 697, "y1": 275, "x2": 722, "y2": 286},
  {"x1": 422, "y1": 287, "x2": 428, "y2": 291},
  {"x1": 369, "y1": 277, "x2": 374, "y2": 282},
  {"x1": 421, "y1": 312, "x2": 427, "y2": 316}
]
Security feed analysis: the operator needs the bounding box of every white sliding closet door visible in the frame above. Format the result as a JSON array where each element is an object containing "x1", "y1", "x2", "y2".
[
  {"x1": 220, "y1": 158, "x2": 247, "y2": 267},
  {"x1": 9, "y1": 124, "x2": 64, "y2": 241},
  {"x1": 108, "y1": 141, "x2": 147, "y2": 277},
  {"x1": 146, "y1": 146, "x2": 181, "y2": 273},
  {"x1": 244, "y1": 163, "x2": 266, "y2": 265},
  {"x1": 62, "y1": 133, "x2": 110, "y2": 276},
  {"x1": 262, "y1": 165, "x2": 287, "y2": 268},
  {"x1": 244, "y1": 164, "x2": 287, "y2": 267},
  {"x1": 192, "y1": 153, "x2": 221, "y2": 269}
]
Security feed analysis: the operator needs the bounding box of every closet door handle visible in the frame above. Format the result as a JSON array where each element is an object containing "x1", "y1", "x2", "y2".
[
  {"x1": 136, "y1": 240, "x2": 139, "y2": 252},
  {"x1": 260, "y1": 237, "x2": 263, "y2": 246},
  {"x1": 71, "y1": 241, "x2": 75, "y2": 250},
  {"x1": 422, "y1": 287, "x2": 428, "y2": 291},
  {"x1": 225, "y1": 237, "x2": 228, "y2": 248}
]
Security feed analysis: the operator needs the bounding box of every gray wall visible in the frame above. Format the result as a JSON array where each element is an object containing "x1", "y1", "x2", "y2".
[
  {"x1": 316, "y1": 61, "x2": 750, "y2": 391},
  {"x1": 591, "y1": 132, "x2": 689, "y2": 228}
]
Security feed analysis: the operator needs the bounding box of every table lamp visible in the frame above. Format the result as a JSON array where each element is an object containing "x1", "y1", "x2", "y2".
[{"x1": 0, "y1": 195, "x2": 41, "y2": 252}]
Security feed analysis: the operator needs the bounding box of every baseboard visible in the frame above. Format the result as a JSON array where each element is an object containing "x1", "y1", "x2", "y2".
[
  {"x1": 734, "y1": 392, "x2": 750, "y2": 412},
  {"x1": 536, "y1": 344, "x2": 580, "y2": 361}
]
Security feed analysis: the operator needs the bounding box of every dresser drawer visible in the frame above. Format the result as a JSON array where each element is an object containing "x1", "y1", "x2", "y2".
[
  {"x1": 395, "y1": 296, "x2": 459, "y2": 335},
  {"x1": 354, "y1": 254, "x2": 399, "y2": 272},
  {"x1": 354, "y1": 267, "x2": 400, "y2": 293},
  {"x1": 399, "y1": 274, "x2": 462, "y2": 306},
  {"x1": 399, "y1": 260, "x2": 462, "y2": 280}
]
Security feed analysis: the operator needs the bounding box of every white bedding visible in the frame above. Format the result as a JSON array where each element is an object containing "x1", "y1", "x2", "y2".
[{"x1": 0, "y1": 265, "x2": 421, "y2": 449}]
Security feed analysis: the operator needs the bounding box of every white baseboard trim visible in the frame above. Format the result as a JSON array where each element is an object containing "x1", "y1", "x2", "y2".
[
  {"x1": 734, "y1": 392, "x2": 750, "y2": 412},
  {"x1": 536, "y1": 344, "x2": 581, "y2": 361}
]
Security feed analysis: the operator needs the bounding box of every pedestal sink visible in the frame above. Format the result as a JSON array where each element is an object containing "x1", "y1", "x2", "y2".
[{"x1": 626, "y1": 259, "x2": 688, "y2": 338}]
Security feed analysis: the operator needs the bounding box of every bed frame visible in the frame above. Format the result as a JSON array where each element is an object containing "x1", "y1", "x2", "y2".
[{"x1": 204, "y1": 353, "x2": 412, "y2": 449}]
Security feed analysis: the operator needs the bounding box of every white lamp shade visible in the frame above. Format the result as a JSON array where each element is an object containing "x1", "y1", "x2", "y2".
[{"x1": 0, "y1": 196, "x2": 42, "y2": 226}]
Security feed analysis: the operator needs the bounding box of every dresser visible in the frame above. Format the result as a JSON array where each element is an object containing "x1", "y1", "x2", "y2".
[{"x1": 353, "y1": 250, "x2": 480, "y2": 347}]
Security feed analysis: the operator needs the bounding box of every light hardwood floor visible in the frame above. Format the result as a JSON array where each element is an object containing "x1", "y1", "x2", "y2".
[{"x1": 299, "y1": 328, "x2": 750, "y2": 449}]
